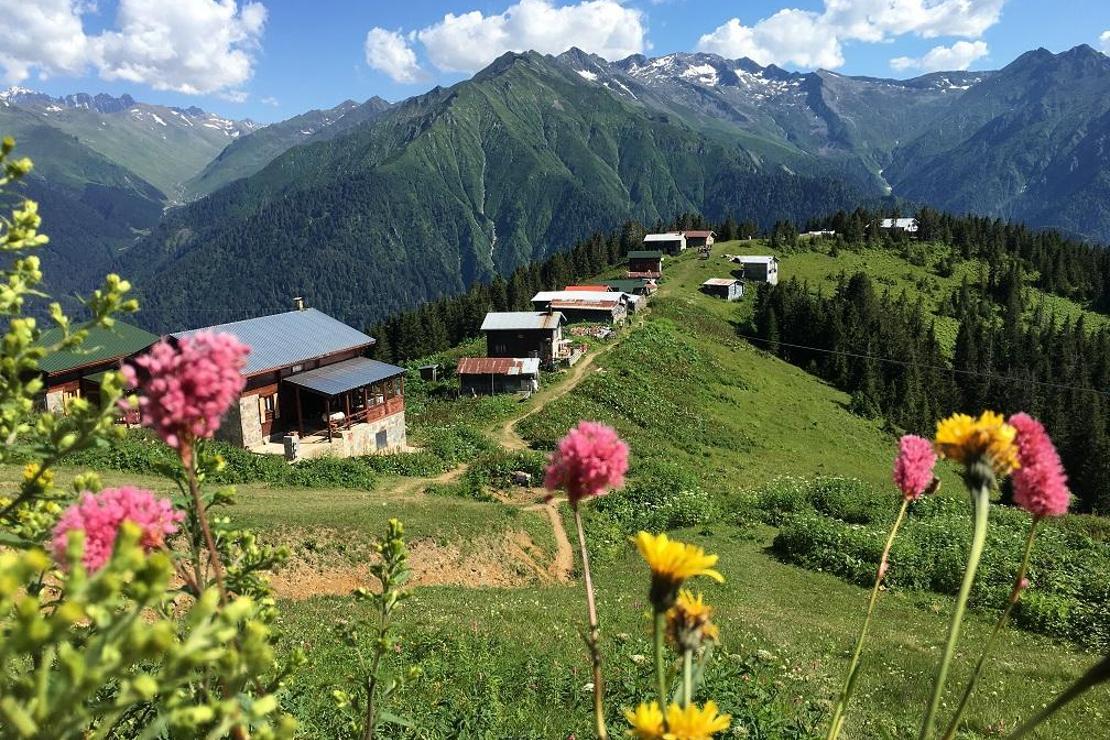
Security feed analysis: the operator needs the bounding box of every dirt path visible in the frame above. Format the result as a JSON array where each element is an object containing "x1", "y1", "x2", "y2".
[{"x1": 529, "y1": 500, "x2": 574, "y2": 582}]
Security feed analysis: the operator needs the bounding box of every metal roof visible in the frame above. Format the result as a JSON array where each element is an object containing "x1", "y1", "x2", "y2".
[
  {"x1": 627, "y1": 250, "x2": 663, "y2": 259},
  {"x1": 735, "y1": 255, "x2": 777, "y2": 264},
  {"x1": 480, "y1": 311, "x2": 565, "y2": 332},
  {"x1": 702, "y1": 278, "x2": 739, "y2": 286},
  {"x1": 457, "y1": 357, "x2": 540, "y2": 376},
  {"x1": 565, "y1": 285, "x2": 609, "y2": 291},
  {"x1": 532, "y1": 290, "x2": 629, "y2": 303},
  {"x1": 37, "y1": 320, "x2": 159, "y2": 375},
  {"x1": 549, "y1": 299, "x2": 620, "y2": 311},
  {"x1": 172, "y1": 308, "x2": 374, "y2": 376},
  {"x1": 684, "y1": 230, "x2": 715, "y2": 238},
  {"x1": 284, "y1": 357, "x2": 405, "y2": 396},
  {"x1": 643, "y1": 233, "x2": 684, "y2": 242},
  {"x1": 604, "y1": 279, "x2": 657, "y2": 293}
]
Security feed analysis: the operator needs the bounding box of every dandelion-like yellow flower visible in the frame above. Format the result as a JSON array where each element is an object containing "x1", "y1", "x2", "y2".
[
  {"x1": 634, "y1": 532, "x2": 724, "y2": 610},
  {"x1": 624, "y1": 701, "x2": 665, "y2": 739},
  {"x1": 666, "y1": 590, "x2": 719, "y2": 650},
  {"x1": 935, "y1": 411, "x2": 1020, "y2": 477},
  {"x1": 664, "y1": 701, "x2": 732, "y2": 739}
]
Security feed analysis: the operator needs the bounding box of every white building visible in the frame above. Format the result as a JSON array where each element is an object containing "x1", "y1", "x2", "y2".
[
  {"x1": 879, "y1": 218, "x2": 919, "y2": 233},
  {"x1": 732, "y1": 256, "x2": 779, "y2": 285}
]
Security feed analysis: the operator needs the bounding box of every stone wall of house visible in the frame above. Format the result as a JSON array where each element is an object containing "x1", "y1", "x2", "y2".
[
  {"x1": 44, "y1": 390, "x2": 65, "y2": 414},
  {"x1": 331, "y1": 410, "x2": 407, "y2": 457},
  {"x1": 214, "y1": 395, "x2": 259, "y2": 448}
]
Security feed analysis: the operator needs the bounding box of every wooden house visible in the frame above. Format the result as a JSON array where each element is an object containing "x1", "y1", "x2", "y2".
[
  {"x1": 701, "y1": 278, "x2": 744, "y2": 301},
  {"x1": 733, "y1": 255, "x2": 779, "y2": 285},
  {"x1": 172, "y1": 303, "x2": 406, "y2": 458},
  {"x1": 531, "y1": 291, "x2": 631, "y2": 324},
  {"x1": 626, "y1": 250, "x2": 664, "y2": 279},
  {"x1": 458, "y1": 357, "x2": 540, "y2": 396},
  {"x1": 37, "y1": 320, "x2": 158, "y2": 417},
  {"x1": 481, "y1": 311, "x2": 565, "y2": 365},
  {"x1": 684, "y1": 230, "x2": 716, "y2": 248},
  {"x1": 602, "y1": 278, "x2": 657, "y2": 297},
  {"x1": 643, "y1": 233, "x2": 686, "y2": 255}
]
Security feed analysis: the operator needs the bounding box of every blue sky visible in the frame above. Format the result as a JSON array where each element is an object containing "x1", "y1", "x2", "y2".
[{"x1": 11, "y1": 0, "x2": 1110, "y2": 122}]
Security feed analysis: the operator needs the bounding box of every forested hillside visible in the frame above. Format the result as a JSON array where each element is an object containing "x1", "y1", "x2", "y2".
[{"x1": 124, "y1": 52, "x2": 860, "y2": 332}]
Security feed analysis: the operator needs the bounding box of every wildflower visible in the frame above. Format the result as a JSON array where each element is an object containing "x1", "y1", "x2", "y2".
[
  {"x1": 544, "y1": 421, "x2": 629, "y2": 507},
  {"x1": 51, "y1": 486, "x2": 184, "y2": 571},
  {"x1": 666, "y1": 590, "x2": 719, "y2": 651},
  {"x1": 1008, "y1": 413, "x2": 1070, "y2": 518},
  {"x1": 634, "y1": 532, "x2": 723, "y2": 611},
  {"x1": 122, "y1": 332, "x2": 249, "y2": 449},
  {"x1": 892, "y1": 434, "x2": 937, "y2": 501},
  {"x1": 935, "y1": 411, "x2": 1020, "y2": 477},
  {"x1": 624, "y1": 701, "x2": 664, "y2": 739},
  {"x1": 664, "y1": 701, "x2": 731, "y2": 739}
]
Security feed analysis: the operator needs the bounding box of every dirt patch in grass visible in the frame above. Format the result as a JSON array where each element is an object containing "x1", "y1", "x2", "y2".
[{"x1": 270, "y1": 529, "x2": 559, "y2": 599}]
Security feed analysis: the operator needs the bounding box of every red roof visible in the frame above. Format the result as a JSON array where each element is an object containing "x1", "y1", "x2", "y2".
[
  {"x1": 685, "y1": 230, "x2": 716, "y2": 238},
  {"x1": 565, "y1": 285, "x2": 609, "y2": 291},
  {"x1": 549, "y1": 299, "x2": 620, "y2": 311},
  {"x1": 457, "y1": 357, "x2": 538, "y2": 375},
  {"x1": 627, "y1": 271, "x2": 662, "y2": 279}
]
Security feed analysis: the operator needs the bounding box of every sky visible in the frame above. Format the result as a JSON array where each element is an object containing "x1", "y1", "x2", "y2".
[{"x1": 5, "y1": 0, "x2": 1110, "y2": 123}]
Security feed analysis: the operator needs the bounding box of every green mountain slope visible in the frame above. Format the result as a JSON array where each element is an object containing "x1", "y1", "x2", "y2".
[
  {"x1": 124, "y1": 52, "x2": 862, "y2": 332},
  {"x1": 887, "y1": 45, "x2": 1110, "y2": 238},
  {"x1": 183, "y1": 97, "x2": 392, "y2": 198}
]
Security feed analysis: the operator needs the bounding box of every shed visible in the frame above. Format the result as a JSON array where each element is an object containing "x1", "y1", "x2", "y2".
[
  {"x1": 458, "y1": 357, "x2": 540, "y2": 396},
  {"x1": 626, "y1": 249, "x2": 664, "y2": 278},
  {"x1": 701, "y1": 278, "x2": 744, "y2": 301},
  {"x1": 684, "y1": 230, "x2": 716, "y2": 248},
  {"x1": 602, "y1": 278, "x2": 658, "y2": 296},
  {"x1": 531, "y1": 291, "x2": 630, "y2": 324},
  {"x1": 732, "y1": 255, "x2": 779, "y2": 285},
  {"x1": 643, "y1": 232, "x2": 686, "y2": 255}
]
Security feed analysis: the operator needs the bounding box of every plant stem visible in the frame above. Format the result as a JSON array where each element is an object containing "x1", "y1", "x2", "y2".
[
  {"x1": 1007, "y1": 654, "x2": 1110, "y2": 739},
  {"x1": 181, "y1": 441, "x2": 228, "y2": 605},
  {"x1": 682, "y1": 648, "x2": 693, "y2": 708},
  {"x1": 654, "y1": 610, "x2": 667, "y2": 718},
  {"x1": 942, "y1": 518, "x2": 1040, "y2": 740},
  {"x1": 918, "y1": 466, "x2": 992, "y2": 740},
  {"x1": 827, "y1": 497, "x2": 910, "y2": 740},
  {"x1": 573, "y1": 506, "x2": 608, "y2": 740}
]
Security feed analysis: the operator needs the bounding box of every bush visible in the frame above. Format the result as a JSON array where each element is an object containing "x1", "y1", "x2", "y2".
[
  {"x1": 593, "y1": 460, "x2": 719, "y2": 535},
  {"x1": 769, "y1": 488, "x2": 1110, "y2": 650}
]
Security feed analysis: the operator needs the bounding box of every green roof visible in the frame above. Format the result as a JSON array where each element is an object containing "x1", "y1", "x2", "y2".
[
  {"x1": 627, "y1": 250, "x2": 663, "y2": 259},
  {"x1": 37, "y1": 320, "x2": 159, "y2": 375},
  {"x1": 604, "y1": 279, "x2": 655, "y2": 291}
]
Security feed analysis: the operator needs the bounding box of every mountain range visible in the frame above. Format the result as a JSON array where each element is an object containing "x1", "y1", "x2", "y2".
[{"x1": 6, "y1": 44, "x2": 1110, "y2": 330}]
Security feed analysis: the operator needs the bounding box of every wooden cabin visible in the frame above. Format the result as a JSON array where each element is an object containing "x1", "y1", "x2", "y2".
[
  {"x1": 684, "y1": 230, "x2": 716, "y2": 248},
  {"x1": 481, "y1": 311, "x2": 565, "y2": 366},
  {"x1": 37, "y1": 320, "x2": 158, "y2": 417},
  {"x1": 701, "y1": 278, "x2": 744, "y2": 301},
  {"x1": 626, "y1": 250, "x2": 664, "y2": 279},
  {"x1": 643, "y1": 233, "x2": 686, "y2": 255},
  {"x1": 458, "y1": 357, "x2": 540, "y2": 396},
  {"x1": 602, "y1": 278, "x2": 658, "y2": 297},
  {"x1": 531, "y1": 291, "x2": 631, "y2": 325},
  {"x1": 172, "y1": 304, "x2": 406, "y2": 457}
]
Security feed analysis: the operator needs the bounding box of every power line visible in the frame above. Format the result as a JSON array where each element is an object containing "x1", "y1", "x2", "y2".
[{"x1": 734, "y1": 332, "x2": 1110, "y2": 398}]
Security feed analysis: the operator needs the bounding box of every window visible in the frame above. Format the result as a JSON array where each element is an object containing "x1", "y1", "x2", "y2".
[{"x1": 259, "y1": 392, "x2": 279, "y2": 423}]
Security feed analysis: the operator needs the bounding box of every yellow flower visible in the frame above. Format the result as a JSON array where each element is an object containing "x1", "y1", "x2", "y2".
[
  {"x1": 664, "y1": 701, "x2": 731, "y2": 740},
  {"x1": 666, "y1": 591, "x2": 719, "y2": 650},
  {"x1": 635, "y1": 532, "x2": 724, "y2": 610},
  {"x1": 935, "y1": 411, "x2": 1020, "y2": 476},
  {"x1": 624, "y1": 701, "x2": 665, "y2": 739}
]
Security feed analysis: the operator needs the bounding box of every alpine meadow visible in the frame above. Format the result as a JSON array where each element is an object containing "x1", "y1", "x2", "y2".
[{"x1": 2, "y1": 2, "x2": 1110, "y2": 740}]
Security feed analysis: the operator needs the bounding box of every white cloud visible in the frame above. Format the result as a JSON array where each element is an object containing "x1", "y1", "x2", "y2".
[
  {"x1": 365, "y1": 28, "x2": 423, "y2": 83},
  {"x1": 0, "y1": 0, "x2": 92, "y2": 83},
  {"x1": 370, "y1": 0, "x2": 646, "y2": 80},
  {"x1": 1100, "y1": 31, "x2": 1110, "y2": 54},
  {"x1": 0, "y1": 0, "x2": 266, "y2": 95},
  {"x1": 261, "y1": 95, "x2": 279, "y2": 106},
  {"x1": 890, "y1": 40, "x2": 989, "y2": 72},
  {"x1": 697, "y1": 0, "x2": 1006, "y2": 71}
]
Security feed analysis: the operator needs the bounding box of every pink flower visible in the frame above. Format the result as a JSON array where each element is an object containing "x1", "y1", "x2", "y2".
[
  {"x1": 893, "y1": 434, "x2": 937, "y2": 501},
  {"x1": 51, "y1": 486, "x2": 185, "y2": 571},
  {"x1": 122, "y1": 332, "x2": 249, "y2": 449},
  {"x1": 1009, "y1": 413, "x2": 1070, "y2": 518},
  {"x1": 544, "y1": 421, "x2": 629, "y2": 507}
]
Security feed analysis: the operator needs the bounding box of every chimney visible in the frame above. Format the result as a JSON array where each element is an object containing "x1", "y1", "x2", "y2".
[{"x1": 293, "y1": 296, "x2": 305, "y2": 312}]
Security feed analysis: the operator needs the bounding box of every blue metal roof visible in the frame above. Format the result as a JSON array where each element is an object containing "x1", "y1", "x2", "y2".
[
  {"x1": 172, "y1": 308, "x2": 374, "y2": 376},
  {"x1": 284, "y1": 357, "x2": 405, "y2": 396}
]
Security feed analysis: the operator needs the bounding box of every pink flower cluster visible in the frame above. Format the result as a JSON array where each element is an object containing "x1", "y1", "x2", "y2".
[
  {"x1": 893, "y1": 434, "x2": 937, "y2": 501},
  {"x1": 52, "y1": 486, "x2": 184, "y2": 571},
  {"x1": 1009, "y1": 413, "x2": 1070, "y2": 518},
  {"x1": 123, "y1": 332, "x2": 249, "y2": 449},
  {"x1": 544, "y1": 421, "x2": 629, "y2": 507}
]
